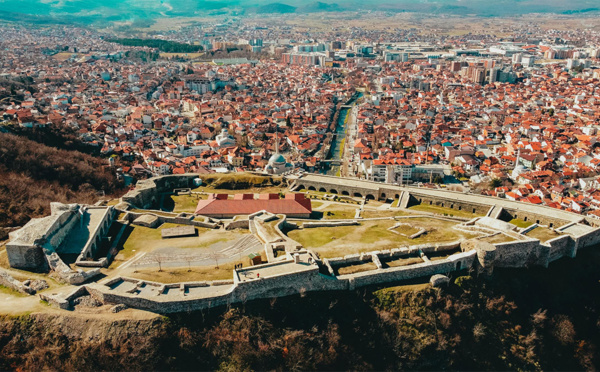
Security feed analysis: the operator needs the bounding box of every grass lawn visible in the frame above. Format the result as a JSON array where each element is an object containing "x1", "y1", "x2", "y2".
[
  {"x1": 525, "y1": 227, "x2": 562, "y2": 242},
  {"x1": 289, "y1": 218, "x2": 476, "y2": 259},
  {"x1": 311, "y1": 201, "x2": 324, "y2": 209},
  {"x1": 0, "y1": 285, "x2": 28, "y2": 297},
  {"x1": 322, "y1": 206, "x2": 358, "y2": 220},
  {"x1": 128, "y1": 262, "x2": 238, "y2": 283},
  {"x1": 381, "y1": 256, "x2": 424, "y2": 268},
  {"x1": 362, "y1": 209, "x2": 410, "y2": 218},
  {"x1": 336, "y1": 261, "x2": 377, "y2": 275},
  {"x1": 479, "y1": 234, "x2": 516, "y2": 244},
  {"x1": 408, "y1": 204, "x2": 482, "y2": 219},
  {"x1": 192, "y1": 173, "x2": 285, "y2": 195},
  {"x1": 509, "y1": 218, "x2": 534, "y2": 229},
  {"x1": 115, "y1": 223, "x2": 212, "y2": 261},
  {"x1": 167, "y1": 194, "x2": 203, "y2": 213}
]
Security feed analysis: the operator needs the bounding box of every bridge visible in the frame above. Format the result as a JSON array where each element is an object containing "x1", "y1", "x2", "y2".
[{"x1": 318, "y1": 160, "x2": 343, "y2": 165}]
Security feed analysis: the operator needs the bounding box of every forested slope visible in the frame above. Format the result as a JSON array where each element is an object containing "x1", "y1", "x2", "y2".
[
  {"x1": 0, "y1": 130, "x2": 121, "y2": 239},
  {"x1": 1, "y1": 249, "x2": 599, "y2": 371}
]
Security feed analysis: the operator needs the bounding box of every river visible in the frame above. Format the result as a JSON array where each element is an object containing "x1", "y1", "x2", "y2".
[{"x1": 322, "y1": 92, "x2": 363, "y2": 176}]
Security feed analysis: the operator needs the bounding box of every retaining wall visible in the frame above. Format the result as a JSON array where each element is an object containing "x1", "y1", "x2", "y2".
[{"x1": 121, "y1": 174, "x2": 199, "y2": 209}]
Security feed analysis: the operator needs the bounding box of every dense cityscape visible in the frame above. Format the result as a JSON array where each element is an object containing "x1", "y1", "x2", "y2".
[
  {"x1": 3, "y1": 17, "x2": 600, "y2": 217},
  {"x1": 2, "y1": 7, "x2": 600, "y2": 371}
]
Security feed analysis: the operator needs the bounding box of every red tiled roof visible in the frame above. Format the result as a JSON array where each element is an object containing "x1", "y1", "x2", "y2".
[{"x1": 195, "y1": 193, "x2": 312, "y2": 217}]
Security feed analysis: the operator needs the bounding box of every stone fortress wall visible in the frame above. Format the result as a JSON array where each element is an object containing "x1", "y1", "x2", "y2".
[
  {"x1": 14, "y1": 173, "x2": 600, "y2": 313},
  {"x1": 292, "y1": 173, "x2": 598, "y2": 228},
  {"x1": 6, "y1": 203, "x2": 116, "y2": 283},
  {"x1": 121, "y1": 174, "x2": 199, "y2": 209}
]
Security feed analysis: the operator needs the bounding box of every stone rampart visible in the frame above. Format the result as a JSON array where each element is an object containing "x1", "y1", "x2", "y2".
[
  {"x1": 293, "y1": 174, "x2": 581, "y2": 227},
  {"x1": 75, "y1": 206, "x2": 115, "y2": 267},
  {"x1": 121, "y1": 174, "x2": 199, "y2": 209},
  {"x1": 225, "y1": 219, "x2": 250, "y2": 230},
  {"x1": 6, "y1": 203, "x2": 81, "y2": 270},
  {"x1": 491, "y1": 239, "x2": 545, "y2": 267},
  {"x1": 124, "y1": 211, "x2": 218, "y2": 229},
  {"x1": 544, "y1": 235, "x2": 576, "y2": 263},
  {"x1": 303, "y1": 220, "x2": 359, "y2": 228},
  {"x1": 345, "y1": 251, "x2": 477, "y2": 289},
  {"x1": 573, "y1": 226, "x2": 600, "y2": 254}
]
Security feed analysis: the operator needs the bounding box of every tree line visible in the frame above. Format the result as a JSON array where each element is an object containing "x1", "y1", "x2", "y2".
[{"x1": 106, "y1": 38, "x2": 203, "y2": 53}]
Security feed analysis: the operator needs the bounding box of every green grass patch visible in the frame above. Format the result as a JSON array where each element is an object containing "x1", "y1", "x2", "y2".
[
  {"x1": 323, "y1": 207, "x2": 357, "y2": 220},
  {"x1": 289, "y1": 218, "x2": 475, "y2": 259},
  {"x1": 0, "y1": 285, "x2": 27, "y2": 297},
  {"x1": 194, "y1": 172, "x2": 283, "y2": 191},
  {"x1": 408, "y1": 204, "x2": 482, "y2": 219},
  {"x1": 336, "y1": 261, "x2": 377, "y2": 275},
  {"x1": 129, "y1": 264, "x2": 237, "y2": 283},
  {"x1": 509, "y1": 219, "x2": 534, "y2": 229},
  {"x1": 169, "y1": 194, "x2": 203, "y2": 213}
]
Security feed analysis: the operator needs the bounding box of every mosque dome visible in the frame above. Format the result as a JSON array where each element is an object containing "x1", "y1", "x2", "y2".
[{"x1": 269, "y1": 153, "x2": 286, "y2": 165}]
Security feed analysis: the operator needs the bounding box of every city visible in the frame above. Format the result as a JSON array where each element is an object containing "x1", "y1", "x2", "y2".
[{"x1": 1, "y1": 4, "x2": 600, "y2": 371}]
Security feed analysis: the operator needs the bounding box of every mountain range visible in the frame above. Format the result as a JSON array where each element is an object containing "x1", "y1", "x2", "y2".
[{"x1": 0, "y1": 0, "x2": 598, "y2": 23}]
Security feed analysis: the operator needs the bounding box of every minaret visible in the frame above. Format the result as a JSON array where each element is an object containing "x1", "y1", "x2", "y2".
[
  {"x1": 275, "y1": 129, "x2": 279, "y2": 155},
  {"x1": 514, "y1": 148, "x2": 521, "y2": 171}
]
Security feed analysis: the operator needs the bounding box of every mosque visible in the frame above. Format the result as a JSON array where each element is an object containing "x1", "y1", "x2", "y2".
[{"x1": 265, "y1": 132, "x2": 293, "y2": 175}]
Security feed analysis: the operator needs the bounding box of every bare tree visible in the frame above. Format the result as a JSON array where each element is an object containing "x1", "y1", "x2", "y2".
[{"x1": 154, "y1": 255, "x2": 164, "y2": 272}]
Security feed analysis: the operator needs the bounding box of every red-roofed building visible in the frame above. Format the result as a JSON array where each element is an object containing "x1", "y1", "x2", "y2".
[{"x1": 195, "y1": 193, "x2": 312, "y2": 218}]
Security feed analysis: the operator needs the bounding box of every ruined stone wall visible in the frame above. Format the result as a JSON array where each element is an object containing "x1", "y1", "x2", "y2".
[
  {"x1": 225, "y1": 219, "x2": 250, "y2": 230},
  {"x1": 574, "y1": 226, "x2": 600, "y2": 252},
  {"x1": 121, "y1": 174, "x2": 199, "y2": 209},
  {"x1": 46, "y1": 211, "x2": 80, "y2": 250},
  {"x1": 491, "y1": 239, "x2": 547, "y2": 267},
  {"x1": 77, "y1": 207, "x2": 114, "y2": 264},
  {"x1": 124, "y1": 211, "x2": 218, "y2": 229},
  {"x1": 344, "y1": 251, "x2": 476, "y2": 289},
  {"x1": 544, "y1": 235, "x2": 576, "y2": 263},
  {"x1": 409, "y1": 194, "x2": 492, "y2": 216},
  {"x1": 303, "y1": 221, "x2": 359, "y2": 228},
  {"x1": 5, "y1": 245, "x2": 46, "y2": 271}
]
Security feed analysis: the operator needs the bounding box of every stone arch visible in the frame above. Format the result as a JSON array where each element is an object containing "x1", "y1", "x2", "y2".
[
  {"x1": 429, "y1": 200, "x2": 433, "y2": 205},
  {"x1": 458, "y1": 206, "x2": 462, "y2": 211},
  {"x1": 450, "y1": 204, "x2": 454, "y2": 209},
  {"x1": 381, "y1": 193, "x2": 386, "y2": 199},
  {"x1": 549, "y1": 223, "x2": 554, "y2": 228},
  {"x1": 353, "y1": 192, "x2": 363, "y2": 198},
  {"x1": 308, "y1": 186, "x2": 316, "y2": 191},
  {"x1": 319, "y1": 187, "x2": 327, "y2": 192},
  {"x1": 441, "y1": 203, "x2": 444, "y2": 207},
  {"x1": 330, "y1": 189, "x2": 338, "y2": 194},
  {"x1": 297, "y1": 184, "x2": 306, "y2": 190},
  {"x1": 366, "y1": 194, "x2": 375, "y2": 200},
  {"x1": 523, "y1": 216, "x2": 528, "y2": 222},
  {"x1": 342, "y1": 190, "x2": 350, "y2": 196},
  {"x1": 472, "y1": 208, "x2": 476, "y2": 213},
  {"x1": 395, "y1": 194, "x2": 400, "y2": 199}
]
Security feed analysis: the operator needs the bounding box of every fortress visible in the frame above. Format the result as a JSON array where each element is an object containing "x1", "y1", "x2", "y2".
[{"x1": 6, "y1": 173, "x2": 600, "y2": 314}]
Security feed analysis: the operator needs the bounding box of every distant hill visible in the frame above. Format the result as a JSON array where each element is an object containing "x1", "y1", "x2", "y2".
[
  {"x1": 0, "y1": 0, "x2": 599, "y2": 21},
  {"x1": 297, "y1": 2, "x2": 343, "y2": 13},
  {"x1": 255, "y1": 2, "x2": 297, "y2": 13}
]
